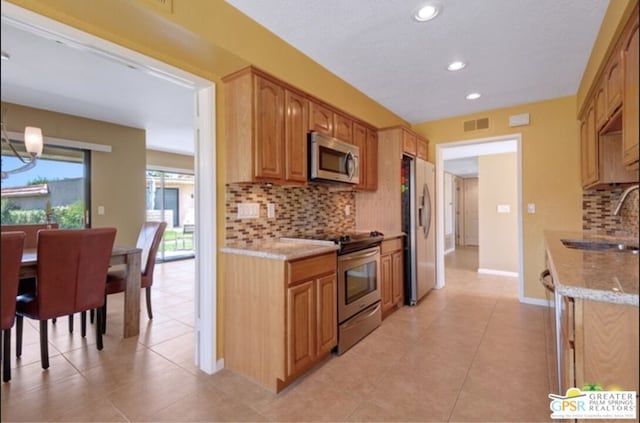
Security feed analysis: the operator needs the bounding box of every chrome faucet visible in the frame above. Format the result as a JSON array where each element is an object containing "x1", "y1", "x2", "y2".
[{"x1": 613, "y1": 185, "x2": 639, "y2": 216}]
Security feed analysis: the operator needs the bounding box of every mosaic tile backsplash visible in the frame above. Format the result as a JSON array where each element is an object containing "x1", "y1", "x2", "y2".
[
  {"x1": 225, "y1": 183, "x2": 356, "y2": 245},
  {"x1": 583, "y1": 186, "x2": 639, "y2": 238}
]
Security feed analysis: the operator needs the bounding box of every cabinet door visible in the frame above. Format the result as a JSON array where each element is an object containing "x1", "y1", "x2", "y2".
[
  {"x1": 402, "y1": 130, "x2": 417, "y2": 156},
  {"x1": 365, "y1": 128, "x2": 378, "y2": 191},
  {"x1": 353, "y1": 123, "x2": 367, "y2": 190},
  {"x1": 594, "y1": 80, "x2": 607, "y2": 130},
  {"x1": 391, "y1": 251, "x2": 404, "y2": 305},
  {"x1": 334, "y1": 112, "x2": 353, "y2": 143},
  {"x1": 623, "y1": 22, "x2": 639, "y2": 167},
  {"x1": 309, "y1": 101, "x2": 333, "y2": 136},
  {"x1": 255, "y1": 76, "x2": 284, "y2": 180},
  {"x1": 417, "y1": 137, "x2": 428, "y2": 161},
  {"x1": 605, "y1": 51, "x2": 623, "y2": 116},
  {"x1": 316, "y1": 273, "x2": 337, "y2": 354},
  {"x1": 580, "y1": 102, "x2": 598, "y2": 187},
  {"x1": 285, "y1": 90, "x2": 308, "y2": 183},
  {"x1": 380, "y1": 253, "x2": 393, "y2": 313},
  {"x1": 287, "y1": 280, "x2": 316, "y2": 376}
]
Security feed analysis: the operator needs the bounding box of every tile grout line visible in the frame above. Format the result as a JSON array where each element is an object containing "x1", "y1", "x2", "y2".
[{"x1": 445, "y1": 296, "x2": 498, "y2": 422}]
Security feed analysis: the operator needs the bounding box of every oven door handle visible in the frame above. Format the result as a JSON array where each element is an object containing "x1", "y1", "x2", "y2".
[
  {"x1": 341, "y1": 302, "x2": 381, "y2": 329},
  {"x1": 340, "y1": 249, "x2": 379, "y2": 261}
]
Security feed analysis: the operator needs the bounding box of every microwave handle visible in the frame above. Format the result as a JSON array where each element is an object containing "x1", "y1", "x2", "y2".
[{"x1": 346, "y1": 151, "x2": 356, "y2": 181}]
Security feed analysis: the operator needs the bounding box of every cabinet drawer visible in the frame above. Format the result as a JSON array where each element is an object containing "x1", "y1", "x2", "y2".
[
  {"x1": 288, "y1": 253, "x2": 336, "y2": 285},
  {"x1": 381, "y1": 238, "x2": 403, "y2": 255}
]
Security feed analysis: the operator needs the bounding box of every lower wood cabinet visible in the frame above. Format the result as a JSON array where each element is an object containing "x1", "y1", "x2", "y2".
[
  {"x1": 380, "y1": 237, "x2": 404, "y2": 318},
  {"x1": 559, "y1": 296, "x2": 638, "y2": 395},
  {"x1": 223, "y1": 251, "x2": 337, "y2": 392}
]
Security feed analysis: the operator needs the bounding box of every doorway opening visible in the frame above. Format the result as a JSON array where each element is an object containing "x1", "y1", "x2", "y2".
[
  {"x1": 3, "y1": 3, "x2": 219, "y2": 373},
  {"x1": 436, "y1": 135, "x2": 523, "y2": 301}
]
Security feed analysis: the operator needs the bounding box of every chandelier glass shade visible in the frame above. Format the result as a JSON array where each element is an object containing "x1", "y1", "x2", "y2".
[{"x1": 1, "y1": 109, "x2": 43, "y2": 180}]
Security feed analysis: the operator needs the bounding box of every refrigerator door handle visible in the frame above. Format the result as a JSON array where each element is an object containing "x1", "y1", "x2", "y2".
[{"x1": 423, "y1": 183, "x2": 431, "y2": 238}]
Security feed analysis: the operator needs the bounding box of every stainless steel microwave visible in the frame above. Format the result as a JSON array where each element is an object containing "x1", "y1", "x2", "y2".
[{"x1": 309, "y1": 132, "x2": 359, "y2": 184}]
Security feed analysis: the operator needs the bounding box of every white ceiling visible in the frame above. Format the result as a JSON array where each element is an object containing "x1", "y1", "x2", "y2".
[
  {"x1": 1, "y1": 1, "x2": 608, "y2": 157},
  {"x1": 1, "y1": 17, "x2": 196, "y2": 155},
  {"x1": 227, "y1": 0, "x2": 608, "y2": 123}
]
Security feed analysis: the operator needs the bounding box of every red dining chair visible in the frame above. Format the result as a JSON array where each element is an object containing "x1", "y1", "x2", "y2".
[
  {"x1": 15, "y1": 228, "x2": 116, "y2": 369},
  {"x1": 1, "y1": 231, "x2": 25, "y2": 382},
  {"x1": 102, "y1": 221, "x2": 166, "y2": 333}
]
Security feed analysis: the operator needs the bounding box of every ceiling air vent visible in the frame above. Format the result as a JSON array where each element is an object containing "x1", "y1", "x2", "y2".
[{"x1": 463, "y1": 117, "x2": 490, "y2": 132}]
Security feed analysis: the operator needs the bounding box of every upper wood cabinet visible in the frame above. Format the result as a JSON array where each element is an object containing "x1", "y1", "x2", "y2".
[
  {"x1": 580, "y1": 101, "x2": 598, "y2": 188},
  {"x1": 622, "y1": 15, "x2": 639, "y2": 168},
  {"x1": 309, "y1": 101, "x2": 334, "y2": 136},
  {"x1": 402, "y1": 130, "x2": 417, "y2": 156},
  {"x1": 594, "y1": 80, "x2": 607, "y2": 130},
  {"x1": 285, "y1": 90, "x2": 309, "y2": 183},
  {"x1": 417, "y1": 136, "x2": 429, "y2": 161},
  {"x1": 605, "y1": 50, "x2": 623, "y2": 116},
  {"x1": 223, "y1": 68, "x2": 305, "y2": 185},
  {"x1": 309, "y1": 101, "x2": 354, "y2": 143},
  {"x1": 353, "y1": 123, "x2": 378, "y2": 191},
  {"x1": 333, "y1": 112, "x2": 353, "y2": 143}
]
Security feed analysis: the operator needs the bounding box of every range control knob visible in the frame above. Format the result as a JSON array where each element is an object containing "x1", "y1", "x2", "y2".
[
  {"x1": 339, "y1": 235, "x2": 351, "y2": 243},
  {"x1": 370, "y1": 231, "x2": 384, "y2": 237}
]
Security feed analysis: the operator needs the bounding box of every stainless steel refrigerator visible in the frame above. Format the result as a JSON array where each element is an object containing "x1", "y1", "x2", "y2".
[{"x1": 401, "y1": 155, "x2": 436, "y2": 305}]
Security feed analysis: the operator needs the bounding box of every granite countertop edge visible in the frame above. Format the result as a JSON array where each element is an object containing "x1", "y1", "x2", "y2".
[
  {"x1": 220, "y1": 240, "x2": 339, "y2": 261},
  {"x1": 545, "y1": 231, "x2": 639, "y2": 307}
]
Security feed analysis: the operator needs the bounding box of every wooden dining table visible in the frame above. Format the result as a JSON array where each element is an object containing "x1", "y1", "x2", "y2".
[{"x1": 20, "y1": 245, "x2": 142, "y2": 338}]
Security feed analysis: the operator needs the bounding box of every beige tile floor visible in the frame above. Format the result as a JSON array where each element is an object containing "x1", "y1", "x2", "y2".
[{"x1": 2, "y1": 247, "x2": 554, "y2": 422}]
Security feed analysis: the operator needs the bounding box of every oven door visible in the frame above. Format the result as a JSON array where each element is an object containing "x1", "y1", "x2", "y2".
[{"x1": 337, "y1": 246, "x2": 381, "y2": 323}]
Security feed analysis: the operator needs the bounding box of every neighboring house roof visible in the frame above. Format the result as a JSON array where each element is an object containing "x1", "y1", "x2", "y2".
[{"x1": 1, "y1": 184, "x2": 49, "y2": 198}]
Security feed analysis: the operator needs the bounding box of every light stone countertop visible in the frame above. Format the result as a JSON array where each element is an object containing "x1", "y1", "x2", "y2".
[
  {"x1": 545, "y1": 231, "x2": 639, "y2": 306},
  {"x1": 221, "y1": 239, "x2": 339, "y2": 261}
]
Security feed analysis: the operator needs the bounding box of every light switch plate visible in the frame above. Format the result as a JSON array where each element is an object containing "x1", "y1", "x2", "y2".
[
  {"x1": 497, "y1": 204, "x2": 511, "y2": 213},
  {"x1": 527, "y1": 203, "x2": 536, "y2": 214},
  {"x1": 267, "y1": 203, "x2": 275, "y2": 218}
]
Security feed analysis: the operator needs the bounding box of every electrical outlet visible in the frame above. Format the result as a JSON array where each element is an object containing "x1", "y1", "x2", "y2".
[
  {"x1": 345, "y1": 205, "x2": 351, "y2": 216},
  {"x1": 527, "y1": 203, "x2": 536, "y2": 214},
  {"x1": 98, "y1": 206, "x2": 105, "y2": 215},
  {"x1": 237, "y1": 203, "x2": 260, "y2": 219}
]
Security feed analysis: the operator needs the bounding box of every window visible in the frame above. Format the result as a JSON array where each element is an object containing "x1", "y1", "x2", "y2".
[{"x1": 1, "y1": 142, "x2": 89, "y2": 228}]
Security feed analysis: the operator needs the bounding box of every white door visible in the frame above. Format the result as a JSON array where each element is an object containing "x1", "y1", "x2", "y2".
[
  {"x1": 443, "y1": 172, "x2": 454, "y2": 251},
  {"x1": 464, "y1": 178, "x2": 479, "y2": 246}
]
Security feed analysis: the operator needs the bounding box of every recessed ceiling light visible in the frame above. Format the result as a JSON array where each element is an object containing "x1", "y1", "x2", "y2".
[
  {"x1": 414, "y1": 4, "x2": 439, "y2": 22},
  {"x1": 1, "y1": 51, "x2": 9, "y2": 61},
  {"x1": 447, "y1": 61, "x2": 466, "y2": 71},
  {"x1": 466, "y1": 93, "x2": 481, "y2": 100}
]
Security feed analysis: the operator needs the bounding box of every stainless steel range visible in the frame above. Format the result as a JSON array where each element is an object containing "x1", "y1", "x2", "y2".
[{"x1": 283, "y1": 231, "x2": 384, "y2": 354}]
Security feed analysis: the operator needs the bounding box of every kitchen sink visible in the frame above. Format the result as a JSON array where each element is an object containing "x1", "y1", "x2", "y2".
[{"x1": 561, "y1": 239, "x2": 639, "y2": 254}]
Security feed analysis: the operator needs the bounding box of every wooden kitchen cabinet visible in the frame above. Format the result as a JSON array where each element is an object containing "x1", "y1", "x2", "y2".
[
  {"x1": 402, "y1": 130, "x2": 417, "y2": 157},
  {"x1": 285, "y1": 90, "x2": 309, "y2": 183},
  {"x1": 580, "y1": 101, "x2": 598, "y2": 187},
  {"x1": 309, "y1": 101, "x2": 354, "y2": 143},
  {"x1": 558, "y1": 295, "x2": 639, "y2": 395},
  {"x1": 604, "y1": 50, "x2": 623, "y2": 117},
  {"x1": 417, "y1": 136, "x2": 429, "y2": 161},
  {"x1": 622, "y1": 14, "x2": 639, "y2": 168},
  {"x1": 223, "y1": 67, "x2": 306, "y2": 185},
  {"x1": 223, "y1": 250, "x2": 337, "y2": 392},
  {"x1": 353, "y1": 122, "x2": 378, "y2": 191},
  {"x1": 380, "y1": 237, "x2": 404, "y2": 318}
]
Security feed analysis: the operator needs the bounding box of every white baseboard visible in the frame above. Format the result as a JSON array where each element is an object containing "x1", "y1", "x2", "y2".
[
  {"x1": 444, "y1": 247, "x2": 455, "y2": 255},
  {"x1": 215, "y1": 359, "x2": 225, "y2": 372},
  {"x1": 520, "y1": 296, "x2": 553, "y2": 307},
  {"x1": 477, "y1": 268, "x2": 519, "y2": 278}
]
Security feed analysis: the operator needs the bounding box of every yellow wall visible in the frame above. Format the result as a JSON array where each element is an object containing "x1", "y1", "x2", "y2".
[
  {"x1": 2, "y1": 102, "x2": 146, "y2": 246},
  {"x1": 413, "y1": 96, "x2": 583, "y2": 300},
  {"x1": 577, "y1": 0, "x2": 637, "y2": 115},
  {"x1": 478, "y1": 153, "x2": 518, "y2": 274},
  {"x1": 146, "y1": 150, "x2": 194, "y2": 172}
]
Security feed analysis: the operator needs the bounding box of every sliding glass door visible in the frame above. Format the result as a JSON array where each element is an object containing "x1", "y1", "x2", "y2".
[{"x1": 145, "y1": 170, "x2": 195, "y2": 261}]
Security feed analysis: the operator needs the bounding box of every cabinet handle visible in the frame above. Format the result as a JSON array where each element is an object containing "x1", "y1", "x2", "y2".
[{"x1": 539, "y1": 269, "x2": 554, "y2": 293}]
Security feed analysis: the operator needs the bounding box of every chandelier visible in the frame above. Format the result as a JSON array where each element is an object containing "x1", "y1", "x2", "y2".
[{"x1": 1, "y1": 109, "x2": 43, "y2": 180}]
